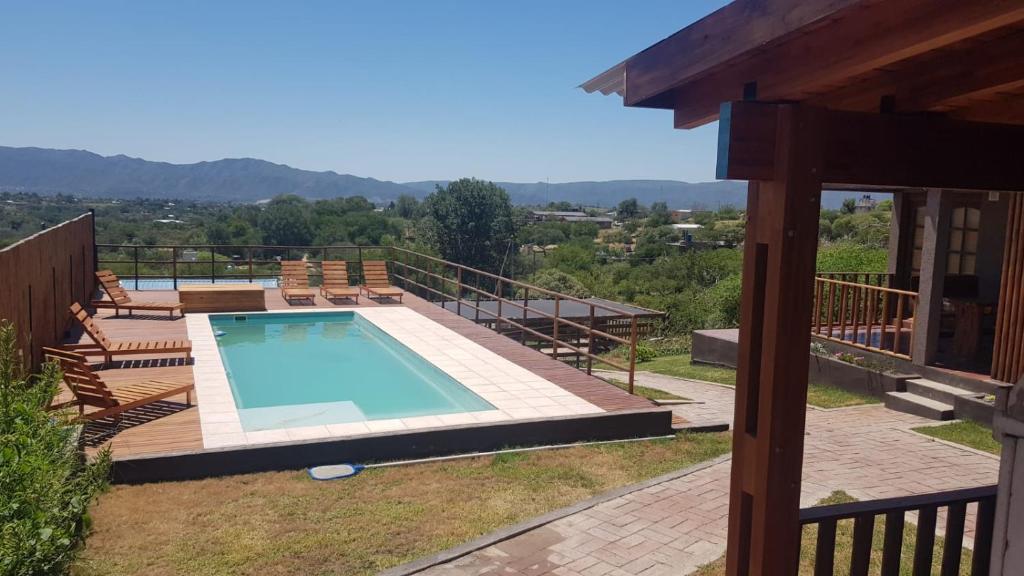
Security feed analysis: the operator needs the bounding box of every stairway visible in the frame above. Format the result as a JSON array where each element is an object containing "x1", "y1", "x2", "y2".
[{"x1": 883, "y1": 377, "x2": 987, "y2": 421}]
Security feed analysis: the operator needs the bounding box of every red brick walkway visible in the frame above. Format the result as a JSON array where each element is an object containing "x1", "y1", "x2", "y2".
[{"x1": 420, "y1": 373, "x2": 999, "y2": 576}]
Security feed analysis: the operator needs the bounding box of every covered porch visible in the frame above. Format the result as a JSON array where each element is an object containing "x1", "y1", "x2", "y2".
[{"x1": 584, "y1": 0, "x2": 1024, "y2": 573}]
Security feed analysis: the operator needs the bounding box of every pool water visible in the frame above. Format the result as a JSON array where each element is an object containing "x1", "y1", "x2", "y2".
[{"x1": 209, "y1": 312, "x2": 494, "y2": 431}]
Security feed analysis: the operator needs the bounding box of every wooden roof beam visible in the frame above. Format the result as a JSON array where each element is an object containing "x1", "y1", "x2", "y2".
[
  {"x1": 809, "y1": 30, "x2": 1024, "y2": 114},
  {"x1": 623, "y1": 0, "x2": 863, "y2": 107},
  {"x1": 665, "y1": 0, "x2": 1024, "y2": 128},
  {"x1": 717, "y1": 101, "x2": 1024, "y2": 192}
]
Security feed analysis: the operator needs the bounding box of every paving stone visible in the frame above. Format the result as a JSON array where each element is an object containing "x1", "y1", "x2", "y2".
[{"x1": 418, "y1": 372, "x2": 999, "y2": 576}]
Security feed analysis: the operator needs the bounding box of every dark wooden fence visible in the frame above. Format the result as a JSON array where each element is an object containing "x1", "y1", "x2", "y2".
[
  {"x1": 800, "y1": 484, "x2": 997, "y2": 576},
  {"x1": 0, "y1": 213, "x2": 96, "y2": 368}
]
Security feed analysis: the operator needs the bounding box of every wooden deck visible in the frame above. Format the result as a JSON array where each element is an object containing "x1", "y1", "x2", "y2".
[{"x1": 64, "y1": 288, "x2": 655, "y2": 460}]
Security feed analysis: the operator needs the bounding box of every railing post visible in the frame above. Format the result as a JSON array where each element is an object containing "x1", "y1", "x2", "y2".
[
  {"x1": 171, "y1": 247, "x2": 178, "y2": 290},
  {"x1": 586, "y1": 304, "x2": 596, "y2": 375},
  {"x1": 133, "y1": 245, "x2": 139, "y2": 290},
  {"x1": 456, "y1": 267, "x2": 463, "y2": 317},
  {"x1": 627, "y1": 315, "x2": 638, "y2": 395},
  {"x1": 522, "y1": 287, "x2": 529, "y2": 345},
  {"x1": 475, "y1": 275, "x2": 481, "y2": 323},
  {"x1": 496, "y1": 279, "x2": 503, "y2": 333},
  {"x1": 210, "y1": 247, "x2": 216, "y2": 284},
  {"x1": 248, "y1": 247, "x2": 253, "y2": 284},
  {"x1": 552, "y1": 295, "x2": 560, "y2": 359}
]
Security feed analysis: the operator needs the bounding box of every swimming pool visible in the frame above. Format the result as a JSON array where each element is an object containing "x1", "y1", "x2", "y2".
[
  {"x1": 210, "y1": 312, "x2": 495, "y2": 431},
  {"x1": 121, "y1": 277, "x2": 279, "y2": 290}
]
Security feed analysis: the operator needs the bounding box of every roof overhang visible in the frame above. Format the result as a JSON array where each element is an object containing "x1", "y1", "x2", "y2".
[{"x1": 583, "y1": 0, "x2": 1024, "y2": 129}]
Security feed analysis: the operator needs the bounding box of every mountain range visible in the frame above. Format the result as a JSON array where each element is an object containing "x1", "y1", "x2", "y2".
[{"x1": 0, "y1": 146, "x2": 873, "y2": 209}]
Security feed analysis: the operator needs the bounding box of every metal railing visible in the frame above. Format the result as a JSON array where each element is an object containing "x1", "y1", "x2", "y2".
[
  {"x1": 800, "y1": 484, "x2": 997, "y2": 576},
  {"x1": 96, "y1": 243, "x2": 654, "y2": 393},
  {"x1": 812, "y1": 275, "x2": 918, "y2": 360},
  {"x1": 388, "y1": 247, "x2": 650, "y2": 392}
]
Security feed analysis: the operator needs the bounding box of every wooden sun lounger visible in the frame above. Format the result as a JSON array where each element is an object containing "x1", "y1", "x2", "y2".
[
  {"x1": 67, "y1": 302, "x2": 192, "y2": 364},
  {"x1": 360, "y1": 260, "x2": 404, "y2": 302},
  {"x1": 92, "y1": 269, "x2": 184, "y2": 318},
  {"x1": 321, "y1": 261, "x2": 360, "y2": 303},
  {"x1": 280, "y1": 261, "x2": 317, "y2": 304},
  {"x1": 44, "y1": 347, "x2": 193, "y2": 421}
]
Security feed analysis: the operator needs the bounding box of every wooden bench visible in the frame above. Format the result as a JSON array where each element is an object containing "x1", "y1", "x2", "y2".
[{"x1": 178, "y1": 284, "x2": 267, "y2": 313}]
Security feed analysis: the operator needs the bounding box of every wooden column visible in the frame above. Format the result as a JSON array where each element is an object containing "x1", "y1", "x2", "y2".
[
  {"x1": 911, "y1": 188, "x2": 952, "y2": 365},
  {"x1": 726, "y1": 104, "x2": 823, "y2": 576},
  {"x1": 993, "y1": 194, "x2": 1024, "y2": 383},
  {"x1": 887, "y1": 190, "x2": 915, "y2": 291}
]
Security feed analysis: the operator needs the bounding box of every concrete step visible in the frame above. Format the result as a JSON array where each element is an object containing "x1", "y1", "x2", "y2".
[
  {"x1": 884, "y1": 391, "x2": 955, "y2": 421},
  {"x1": 905, "y1": 378, "x2": 984, "y2": 406}
]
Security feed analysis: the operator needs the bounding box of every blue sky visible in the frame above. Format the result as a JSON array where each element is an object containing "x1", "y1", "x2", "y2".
[{"x1": 0, "y1": 1, "x2": 728, "y2": 183}]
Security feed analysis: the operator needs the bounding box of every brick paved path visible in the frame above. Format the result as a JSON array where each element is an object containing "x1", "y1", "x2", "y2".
[{"x1": 417, "y1": 372, "x2": 999, "y2": 576}]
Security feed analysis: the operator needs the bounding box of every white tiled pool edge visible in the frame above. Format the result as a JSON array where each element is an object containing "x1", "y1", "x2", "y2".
[{"x1": 186, "y1": 307, "x2": 604, "y2": 449}]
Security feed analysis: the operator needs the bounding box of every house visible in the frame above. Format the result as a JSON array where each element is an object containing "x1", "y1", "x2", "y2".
[
  {"x1": 583, "y1": 1, "x2": 1024, "y2": 573},
  {"x1": 670, "y1": 209, "x2": 692, "y2": 222},
  {"x1": 854, "y1": 193, "x2": 877, "y2": 213},
  {"x1": 528, "y1": 210, "x2": 613, "y2": 228}
]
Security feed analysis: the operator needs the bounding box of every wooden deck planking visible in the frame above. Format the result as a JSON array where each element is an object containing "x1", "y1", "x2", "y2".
[{"x1": 66, "y1": 288, "x2": 654, "y2": 460}]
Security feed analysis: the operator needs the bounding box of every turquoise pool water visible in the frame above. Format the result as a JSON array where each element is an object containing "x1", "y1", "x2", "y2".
[{"x1": 209, "y1": 312, "x2": 494, "y2": 431}]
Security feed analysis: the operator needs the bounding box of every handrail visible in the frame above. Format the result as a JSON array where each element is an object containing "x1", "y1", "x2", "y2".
[
  {"x1": 799, "y1": 484, "x2": 996, "y2": 576},
  {"x1": 812, "y1": 275, "x2": 918, "y2": 360},
  {"x1": 95, "y1": 243, "x2": 655, "y2": 395}
]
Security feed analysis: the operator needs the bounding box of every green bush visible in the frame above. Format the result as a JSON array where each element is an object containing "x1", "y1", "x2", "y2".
[
  {"x1": 634, "y1": 343, "x2": 657, "y2": 363},
  {"x1": 816, "y1": 241, "x2": 888, "y2": 273},
  {"x1": 0, "y1": 321, "x2": 110, "y2": 575},
  {"x1": 523, "y1": 268, "x2": 591, "y2": 298}
]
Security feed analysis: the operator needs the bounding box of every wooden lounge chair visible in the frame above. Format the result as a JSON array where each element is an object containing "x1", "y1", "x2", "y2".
[
  {"x1": 321, "y1": 261, "x2": 360, "y2": 303},
  {"x1": 66, "y1": 302, "x2": 192, "y2": 364},
  {"x1": 360, "y1": 260, "x2": 404, "y2": 303},
  {"x1": 43, "y1": 347, "x2": 193, "y2": 421},
  {"x1": 280, "y1": 261, "x2": 316, "y2": 304},
  {"x1": 92, "y1": 269, "x2": 184, "y2": 318}
]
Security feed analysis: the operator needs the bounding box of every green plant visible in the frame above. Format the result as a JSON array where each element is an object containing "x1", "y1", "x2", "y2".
[
  {"x1": 633, "y1": 343, "x2": 657, "y2": 363},
  {"x1": 0, "y1": 320, "x2": 110, "y2": 575}
]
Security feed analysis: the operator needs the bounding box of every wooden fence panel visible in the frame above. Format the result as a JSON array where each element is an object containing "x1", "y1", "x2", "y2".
[{"x1": 0, "y1": 213, "x2": 95, "y2": 368}]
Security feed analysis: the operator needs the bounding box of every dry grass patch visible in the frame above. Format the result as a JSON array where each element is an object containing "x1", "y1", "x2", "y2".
[{"x1": 75, "y1": 432, "x2": 730, "y2": 576}]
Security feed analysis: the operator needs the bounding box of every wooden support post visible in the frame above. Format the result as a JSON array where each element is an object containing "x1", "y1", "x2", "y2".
[
  {"x1": 726, "y1": 104, "x2": 823, "y2": 576},
  {"x1": 911, "y1": 188, "x2": 952, "y2": 365}
]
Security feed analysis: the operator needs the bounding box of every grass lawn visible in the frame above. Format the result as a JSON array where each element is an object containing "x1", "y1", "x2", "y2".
[
  {"x1": 913, "y1": 420, "x2": 1002, "y2": 455},
  {"x1": 608, "y1": 378, "x2": 688, "y2": 401},
  {"x1": 694, "y1": 491, "x2": 973, "y2": 575},
  {"x1": 74, "y1": 432, "x2": 730, "y2": 576},
  {"x1": 616, "y1": 353, "x2": 879, "y2": 410}
]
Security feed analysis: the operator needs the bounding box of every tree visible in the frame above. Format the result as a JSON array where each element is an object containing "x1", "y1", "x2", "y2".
[
  {"x1": 394, "y1": 194, "x2": 421, "y2": 219},
  {"x1": 647, "y1": 201, "x2": 672, "y2": 226},
  {"x1": 526, "y1": 269, "x2": 590, "y2": 298},
  {"x1": 259, "y1": 195, "x2": 313, "y2": 246},
  {"x1": 616, "y1": 198, "x2": 640, "y2": 220},
  {"x1": 841, "y1": 197, "x2": 857, "y2": 214},
  {"x1": 424, "y1": 178, "x2": 518, "y2": 272}
]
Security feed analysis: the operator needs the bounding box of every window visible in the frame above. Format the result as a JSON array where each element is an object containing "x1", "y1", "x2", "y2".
[
  {"x1": 947, "y1": 206, "x2": 979, "y2": 275},
  {"x1": 910, "y1": 204, "x2": 980, "y2": 275}
]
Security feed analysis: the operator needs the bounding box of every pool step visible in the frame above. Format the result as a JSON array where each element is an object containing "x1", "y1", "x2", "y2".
[{"x1": 884, "y1": 391, "x2": 955, "y2": 421}]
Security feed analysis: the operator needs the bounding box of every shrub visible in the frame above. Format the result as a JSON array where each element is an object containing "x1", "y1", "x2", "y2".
[
  {"x1": 0, "y1": 321, "x2": 110, "y2": 575},
  {"x1": 634, "y1": 343, "x2": 657, "y2": 363},
  {"x1": 524, "y1": 269, "x2": 591, "y2": 298}
]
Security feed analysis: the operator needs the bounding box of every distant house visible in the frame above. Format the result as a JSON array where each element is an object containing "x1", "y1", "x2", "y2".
[
  {"x1": 854, "y1": 193, "x2": 878, "y2": 213},
  {"x1": 670, "y1": 209, "x2": 692, "y2": 222},
  {"x1": 529, "y1": 211, "x2": 613, "y2": 228}
]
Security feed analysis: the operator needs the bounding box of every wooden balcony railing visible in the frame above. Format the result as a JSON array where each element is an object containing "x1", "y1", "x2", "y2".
[
  {"x1": 800, "y1": 484, "x2": 997, "y2": 576},
  {"x1": 812, "y1": 275, "x2": 918, "y2": 360},
  {"x1": 96, "y1": 243, "x2": 655, "y2": 394},
  {"x1": 816, "y1": 272, "x2": 894, "y2": 288}
]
